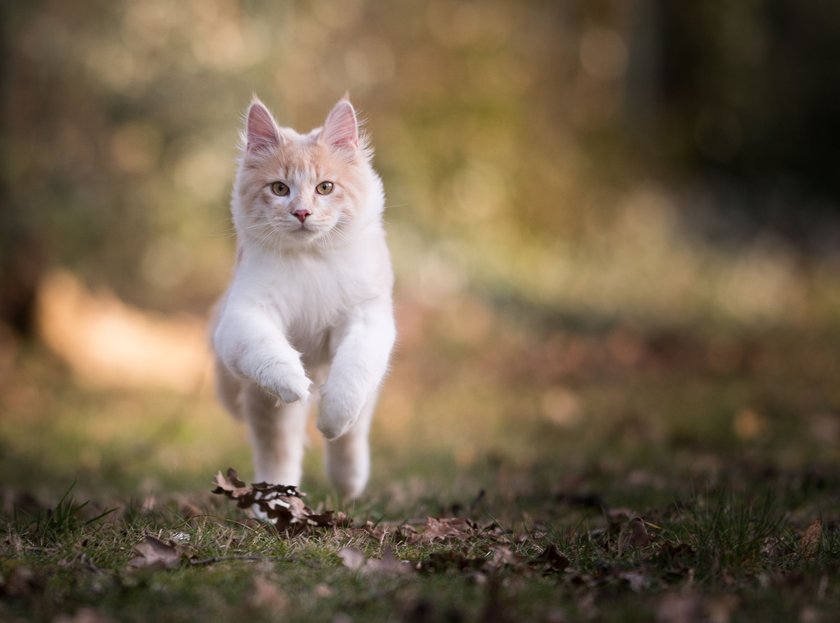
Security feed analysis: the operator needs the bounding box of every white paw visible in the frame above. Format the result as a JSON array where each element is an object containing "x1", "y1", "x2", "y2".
[
  {"x1": 326, "y1": 436, "x2": 370, "y2": 499},
  {"x1": 329, "y1": 463, "x2": 369, "y2": 499},
  {"x1": 334, "y1": 474, "x2": 367, "y2": 499},
  {"x1": 317, "y1": 389, "x2": 361, "y2": 440},
  {"x1": 258, "y1": 360, "x2": 312, "y2": 403}
]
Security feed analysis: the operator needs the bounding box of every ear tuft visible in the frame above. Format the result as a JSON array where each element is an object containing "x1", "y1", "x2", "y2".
[
  {"x1": 321, "y1": 98, "x2": 359, "y2": 151},
  {"x1": 246, "y1": 98, "x2": 280, "y2": 152}
]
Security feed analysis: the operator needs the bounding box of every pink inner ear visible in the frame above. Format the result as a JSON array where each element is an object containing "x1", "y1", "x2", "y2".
[
  {"x1": 322, "y1": 100, "x2": 359, "y2": 150},
  {"x1": 247, "y1": 102, "x2": 280, "y2": 151}
]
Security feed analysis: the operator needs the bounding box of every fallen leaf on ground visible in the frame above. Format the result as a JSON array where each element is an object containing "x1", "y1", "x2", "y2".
[
  {"x1": 249, "y1": 575, "x2": 288, "y2": 611},
  {"x1": 338, "y1": 547, "x2": 366, "y2": 571},
  {"x1": 421, "y1": 517, "x2": 475, "y2": 543},
  {"x1": 339, "y1": 546, "x2": 413, "y2": 575},
  {"x1": 127, "y1": 535, "x2": 182, "y2": 570},
  {"x1": 52, "y1": 608, "x2": 115, "y2": 623},
  {"x1": 799, "y1": 519, "x2": 822, "y2": 559},
  {"x1": 707, "y1": 595, "x2": 739, "y2": 623},
  {"x1": 618, "y1": 516, "x2": 653, "y2": 554},
  {"x1": 618, "y1": 570, "x2": 648, "y2": 592},
  {"x1": 486, "y1": 545, "x2": 527, "y2": 571},
  {"x1": 0, "y1": 565, "x2": 41, "y2": 596},
  {"x1": 531, "y1": 544, "x2": 570, "y2": 574},
  {"x1": 415, "y1": 544, "x2": 534, "y2": 576},
  {"x1": 415, "y1": 549, "x2": 486, "y2": 574},
  {"x1": 212, "y1": 468, "x2": 349, "y2": 532},
  {"x1": 656, "y1": 592, "x2": 704, "y2": 623},
  {"x1": 653, "y1": 541, "x2": 696, "y2": 578},
  {"x1": 314, "y1": 583, "x2": 333, "y2": 598}
]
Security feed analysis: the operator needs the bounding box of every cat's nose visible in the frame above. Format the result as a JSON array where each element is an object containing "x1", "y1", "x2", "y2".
[{"x1": 292, "y1": 209, "x2": 311, "y2": 223}]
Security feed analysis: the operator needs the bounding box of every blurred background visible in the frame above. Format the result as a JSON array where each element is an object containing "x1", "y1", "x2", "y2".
[{"x1": 1, "y1": 0, "x2": 839, "y2": 502}]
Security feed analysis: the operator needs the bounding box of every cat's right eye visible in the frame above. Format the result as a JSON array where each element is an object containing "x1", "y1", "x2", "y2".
[{"x1": 270, "y1": 181, "x2": 290, "y2": 196}]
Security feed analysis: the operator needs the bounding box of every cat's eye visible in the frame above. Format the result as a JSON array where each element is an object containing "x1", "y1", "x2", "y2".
[
  {"x1": 316, "y1": 181, "x2": 334, "y2": 195},
  {"x1": 270, "y1": 181, "x2": 290, "y2": 196}
]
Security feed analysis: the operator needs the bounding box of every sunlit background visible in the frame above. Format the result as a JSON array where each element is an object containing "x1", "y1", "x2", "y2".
[{"x1": 2, "y1": 0, "x2": 839, "y2": 501}]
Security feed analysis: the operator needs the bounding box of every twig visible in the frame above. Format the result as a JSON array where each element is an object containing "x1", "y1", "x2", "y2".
[{"x1": 188, "y1": 554, "x2": 295, "y2": 567}]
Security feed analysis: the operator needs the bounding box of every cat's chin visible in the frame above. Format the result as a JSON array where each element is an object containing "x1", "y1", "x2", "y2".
[{"x1": 273, "y1": 225, "x2": 337, "y2": 249}]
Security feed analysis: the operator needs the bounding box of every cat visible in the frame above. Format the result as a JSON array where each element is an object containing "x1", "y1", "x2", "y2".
[{"x1": 212, "y1": 96, "x2": 395, "y2": 499}]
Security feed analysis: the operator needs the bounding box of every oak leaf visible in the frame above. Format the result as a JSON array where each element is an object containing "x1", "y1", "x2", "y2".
[
  {"x1": 531, "y1": 544, "x2": 570, "y2": 574},
  {"x1": 338, "y1": 546, "x2": 413, "y2": 575},
  {"x1": 799, "y1": 519, "x2": 822, "y2": 559},
  {"x1": 249, "y1": 575, "x2": 288, "y2": 611},
  {"x1": 416, "y1": 517, "x2": 476, "y2": 544},
  {"x1": 127, "y1": 535, "x2": 181, "y2": 570},
  {"x1": 52, "y1": 608, "x2": 115, "y2": 623},
  {"x1": 212, "y1": 468, "x2": 349, "y2": 532}
]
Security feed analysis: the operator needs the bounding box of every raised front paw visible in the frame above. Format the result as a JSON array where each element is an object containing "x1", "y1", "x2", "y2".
[
  {"x1": 257, "y1": 359, "x2": 312, "y2": 404},
  {"x1": 317, "y1": 387, "x2": 363, "y2": 440}
]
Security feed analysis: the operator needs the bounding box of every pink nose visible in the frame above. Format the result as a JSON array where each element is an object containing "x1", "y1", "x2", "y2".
[{"x1": 292, "y1": 209, "x2": 311, "y2": 223}]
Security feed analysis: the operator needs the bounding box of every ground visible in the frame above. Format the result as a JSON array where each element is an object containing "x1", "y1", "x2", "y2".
[{"x1": 1, "y1": 292, "x2": 839, "y2": 622}]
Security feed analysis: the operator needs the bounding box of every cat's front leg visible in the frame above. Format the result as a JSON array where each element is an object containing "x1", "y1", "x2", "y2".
[
  {"x1": 325, "y1": 395, "x2": 376, "y2": 498},
  {"x1": 244, "y1": 383, "x2": 309, "y2": 486},
  {"x1": 214, "y1": 305, "x2": 312, "y2": 404},
  {"x1": 317, "y1": 300, "x2": 396, "y2": 440}
]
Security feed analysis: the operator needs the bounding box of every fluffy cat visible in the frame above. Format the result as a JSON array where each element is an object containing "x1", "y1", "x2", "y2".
[{"x1": 212, "y1": 96, "x2": 395, "y2": 499}]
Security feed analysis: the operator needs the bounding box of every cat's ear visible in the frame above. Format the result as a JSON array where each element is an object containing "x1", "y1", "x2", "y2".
[
  {"x1": 246, "y1": 98, "x2": 281, "y2": 152},
  {"x1": 321, "y1": 98, "x2": 359, "y2": 152}
]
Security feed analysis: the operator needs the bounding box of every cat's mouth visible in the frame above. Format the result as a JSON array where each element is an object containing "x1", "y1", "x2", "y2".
[{"x1": 289, "y1": 222, "x2": 323, "y2": 238}]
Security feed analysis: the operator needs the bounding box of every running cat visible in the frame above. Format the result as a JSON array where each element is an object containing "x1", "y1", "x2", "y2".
[{"x1": 213, "y1": 96, "x2": 395, "y2": 498}]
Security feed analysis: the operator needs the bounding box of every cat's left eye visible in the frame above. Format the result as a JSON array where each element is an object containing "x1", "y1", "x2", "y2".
[{"x1": 316, "y1": 181, "x2": 334, "y2": 195}]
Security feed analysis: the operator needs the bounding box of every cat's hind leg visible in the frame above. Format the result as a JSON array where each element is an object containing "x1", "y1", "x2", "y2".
[
  {"x1": 324, "y1": 395, "x2": 376, "y2": 499},
  {"x1": 243, "y1": 383, "x2": 310, "y2": 486}
]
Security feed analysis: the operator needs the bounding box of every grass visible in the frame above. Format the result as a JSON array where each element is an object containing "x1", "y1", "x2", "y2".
[
  {"x1": 2, "y1": 292, "x2": 840, "y2": 622},
  {"x1": 13, "y1": 483, "x2": 117, "y2": 548},
  {"x1": 2, "y1": 484, "x2": 836, "y2": 622}
]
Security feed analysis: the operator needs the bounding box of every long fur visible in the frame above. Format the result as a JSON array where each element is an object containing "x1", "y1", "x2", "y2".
[{"x1": 213, "y1": 97, "x2": 395, "y2": 499}]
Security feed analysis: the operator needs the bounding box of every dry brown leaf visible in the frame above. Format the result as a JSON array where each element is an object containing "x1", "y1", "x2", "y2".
[
  {"x1": 707, "y1": 595, "x2": 739, "y2": 623},
  {"x1": 531, "y1": 544, "x2": 570, "y2": 575},
  {"x1": 394, "y1": 523, "x2": 419, "y2": 543},
  {"x1": 367, "y1": 547, "x2": 414, "y2": 575},
  {"x1": 607, "y1": 507, "x2": 638, "y2": 521},
  {"x1": 127, "y1": 535, "x2": 182, "y2": 570},
  {"x1": 618, "y1": 517, "x2": 653, "y2": 554},
  {"x1": 338, "y1": 546, "x2": 413, "y2": 575},
  {"x1": 314, "y1": 583, "x2": 333, "y2": 598},
  {"x1": 799, "y1": 519, "x2": 822, "y2": 559},
  {"x1": 52, "y1": 608, "x2": 115, "y2": 623},
  {"x1": 486, "y1": 545, "x2": 527, "y2": 571},
  {"x1": 249, "y1": 575, "x2": 288, "y2": 611},
  {"x1": 212, "y1": 468, "x2": 262, "y2": 505},
  {"x1": 760, "y1": 536, "x2": 782, "y2": 558},
  {"x1": 415, "y1": 549, "x2": 486, "y2": 574},
  {"x1": 656, "y1": 592, "x2": 704, "y2": 623},
  {"x1": 415, "y1": 517, "x2": 476, "y2": 544},
  {"x1": 212, "y1": 468, "x2": 349, "y2": 532},
  {"x1": 653, "y1": 541, "x2": 696, "y2": 575},
  {"x1": 357, "y1": 519, "x2": 425, "y2": 545},
  {"x1": 338, "y1": 547, "x2": 367, "y2": 571},
  {"x1": 0, "y1": 565, "x2": 40, "y2": 596},
  {"x1": 618, "y1": 570, "x2": 647, "y2": 592}
]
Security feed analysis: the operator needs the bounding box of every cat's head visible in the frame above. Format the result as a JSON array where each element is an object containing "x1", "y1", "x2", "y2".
[{"x1": 232, "y1": 96, "x2": 382, "y2": 251}]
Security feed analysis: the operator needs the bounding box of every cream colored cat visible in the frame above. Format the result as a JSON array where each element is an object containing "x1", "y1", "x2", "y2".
[{"x1": 213, "y1": 96, "x2": 395, "y2": 499}]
